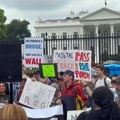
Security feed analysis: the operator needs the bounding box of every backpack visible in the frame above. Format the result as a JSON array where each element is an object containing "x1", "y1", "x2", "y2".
[{"x1": 73, "y1": 83, "x2": 84, "y2": 110}]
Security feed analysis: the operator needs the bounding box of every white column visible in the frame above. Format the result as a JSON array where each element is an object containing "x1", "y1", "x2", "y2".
[
  {"x1": 110, "y1": 24, "x2": 114, "y2": 34},
  {"x1": 80, "y1": 25, "x2": 84, "y2": 35},
  {"x1": 95, "y1": 25, "x2": 99, "y2": 63},
  {"x1": 80, "y1": 25, "x2": 84, "y2": 50},
  {"x1": 95, "y1": 25, "x2": 99, "y2": 36},
  {"x1": 110, "y1": 24, "x2": 115, "y2": 54}
]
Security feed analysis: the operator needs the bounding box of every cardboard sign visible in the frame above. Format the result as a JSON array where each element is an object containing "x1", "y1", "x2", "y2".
[
  {"x1": 19, "y1": 78, "x2": 56, "y2": 109},
  {"x1": 53, "y1": 50, "x2": 75, "y2": 72},
  {"x1": 24, "y1": 38, "x2": 44, "y2": 68},
  {"x1": 39, "y1": 63, "x2": 58, "y2": 78},
  {"x1": 75, "y1": 50, "x2": 91, "y2": 81}
]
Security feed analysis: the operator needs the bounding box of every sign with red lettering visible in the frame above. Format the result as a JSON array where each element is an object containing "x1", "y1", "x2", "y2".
[
  {"x1": 75, "y1": 50, "x2": 91, "y2": 81},
  {"x1": 24, "y1": 38, "x2": 44, "y2": 68},
  {"x1": 19, "y1": 78, "x2": 56, "y2": 109},
  {"x1": 53, "y1": 50, "x2": 75, "y2": 72}
]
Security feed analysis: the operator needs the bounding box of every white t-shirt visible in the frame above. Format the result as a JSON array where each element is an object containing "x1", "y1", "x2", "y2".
[{"x1": 94, "y1": 77, "x2": 112, "y2": 89}]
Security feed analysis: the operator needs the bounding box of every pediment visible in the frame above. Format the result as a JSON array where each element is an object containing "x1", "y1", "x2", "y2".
[{"x1": 80, "y1": 7, "x2": 120, "y2": 21}]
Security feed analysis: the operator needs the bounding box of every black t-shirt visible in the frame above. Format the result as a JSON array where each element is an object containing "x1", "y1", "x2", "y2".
[{"x1": 86, "y1": 110, "x2": 103, "y2": 120}]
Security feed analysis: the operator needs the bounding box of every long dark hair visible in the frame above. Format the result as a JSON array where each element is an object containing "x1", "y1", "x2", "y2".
[{"x1": 92, "y1": 86, "x2": 120, "y2": 120}]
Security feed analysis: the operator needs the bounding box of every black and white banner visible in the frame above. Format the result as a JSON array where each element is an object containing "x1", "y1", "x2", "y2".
[{"x1": 23, "y1": 105, "x2": 64, "y2": 120}]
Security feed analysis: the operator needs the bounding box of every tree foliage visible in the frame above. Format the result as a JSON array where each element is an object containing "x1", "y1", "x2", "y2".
[
  {"x1": 7, "y1": 19, "x2": 31, "y2": 41},
  {"x1": 0, "y1": 9, "x2": 7, "y2": 40}
]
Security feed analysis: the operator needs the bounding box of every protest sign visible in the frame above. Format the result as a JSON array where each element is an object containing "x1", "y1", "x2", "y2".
[
  {"x1": 75, "y1": 50, "x2": 91, "y2": 81},
  {"x1": 23, "y1": 105, "x2": 63, "y2": 120},
  {"x1": 39, "y1": 63, "x2": 58, "y2": 78},
  {"x1": 53, "y1": 50, "x2": 75, "y2": 72},
  {"x1": 19, "y1": 78, "x2": 56, "y2": 109},
  {"x1": 67, "y1": 110, "x2": 84, "y2": 120},
  {"x1": 24, "y1": 38, "x2": 44, "y2": 68},
  {"x1": 67, "y1": 108, "x2": 91, "y2": 120}
]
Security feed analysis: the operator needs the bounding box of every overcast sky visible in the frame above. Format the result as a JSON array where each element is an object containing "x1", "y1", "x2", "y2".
[{"x1": 0, "y1": 0, "x2": 120, "y2": 36}]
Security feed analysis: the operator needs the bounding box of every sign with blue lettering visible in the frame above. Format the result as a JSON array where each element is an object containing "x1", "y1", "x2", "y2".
[
  {"x1": 75, "y1": 50, "x2": 92, "y2": 81},
  {"x1": 24, "y1": 38, "x2": 44, "y2": 68}
]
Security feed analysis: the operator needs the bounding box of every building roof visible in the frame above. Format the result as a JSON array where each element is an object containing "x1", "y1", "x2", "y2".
[{"x1": 80, "y1": 7, "x2": 120, "y2": 21}]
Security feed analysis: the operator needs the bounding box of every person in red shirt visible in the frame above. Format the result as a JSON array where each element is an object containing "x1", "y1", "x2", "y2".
[{"x1": 56, "y1": 70, "x2": 88, "y2": 119}]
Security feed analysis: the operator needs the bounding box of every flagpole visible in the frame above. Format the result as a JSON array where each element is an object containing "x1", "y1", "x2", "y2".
[{"x1": 105, "y1": 0, "x2": 107, "y2": 7}]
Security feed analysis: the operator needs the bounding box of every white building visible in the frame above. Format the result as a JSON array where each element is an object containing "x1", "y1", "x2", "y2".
[
  {"x1": 34, "y1": 7, "x2": 120, "y2": 37},
  {"x1": 34, "y1": 7, "x2": 120, "y2": 63}
]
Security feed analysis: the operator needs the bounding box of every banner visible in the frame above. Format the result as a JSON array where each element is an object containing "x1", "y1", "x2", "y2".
[
  {"x1": 19, "y1": 78, "x2": 56, "y2": 109},
  {"x1": 39, "y1": 63, "x2": 58, "y2": 78},
  {"x1": 24, "y1": 38, "x2": 44, "y2": 68},
  {"x1": 53, "y1": 50, "x2": 75, "y2": 72},
  {"x1": 23, "y1": 105, "x2": 64, "y2": 120},
  {"x1": 75, "y1": 50, "x2": 91, "y2": 81}
]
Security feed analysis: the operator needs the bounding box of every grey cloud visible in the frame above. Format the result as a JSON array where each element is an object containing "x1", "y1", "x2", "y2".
[{"x1": 0, "y1": 0, "x2": 72, "y2": 11}]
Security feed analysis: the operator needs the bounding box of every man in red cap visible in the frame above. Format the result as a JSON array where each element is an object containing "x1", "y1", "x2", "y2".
[{"x1": 56, "y1": 70, "x2": 88, "y2": 119}]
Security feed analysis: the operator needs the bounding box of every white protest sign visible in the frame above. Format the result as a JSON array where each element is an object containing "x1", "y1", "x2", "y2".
[
  {"x1": 53, "y1": 50, "x2": 75, "y2": 72},
  {"x1": 67, "y1": 108, "x2": 91, "y2": 120},
  {"x1": 75, "y1": 50, "x2": 91, "y2": 81},
  {"x1": 67, "y1": 110, "x2": 84, "y2": 120},
  {"x1": 24, "y1": 38, "x2": 44, "y2": 68},
  {"x1": 19, "y1": 78, "x2": 56, "y2": 109},
  {"x1": 23, "y1": 105, "x2": 63, "y2": 119}
]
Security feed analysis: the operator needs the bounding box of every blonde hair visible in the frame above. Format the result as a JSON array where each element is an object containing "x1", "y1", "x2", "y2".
[{"x1": 0, "y1": 104, "x2": 28, "y2": 120}]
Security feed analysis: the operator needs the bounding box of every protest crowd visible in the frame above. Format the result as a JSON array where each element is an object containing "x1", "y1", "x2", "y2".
[
  {"x1": 0, "y1": 40, "x2": 120, "y2": 120},
  {"x1": 0, "y1": 63, "x2": 120, "y2": 120}
]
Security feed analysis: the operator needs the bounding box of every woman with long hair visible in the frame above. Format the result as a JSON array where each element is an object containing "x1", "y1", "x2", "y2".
[
  {"x1": 88, "y1": 86, "x2": 120, "y2": 120},
  {"x1": 77, "y1": 86, "x2": 120, "y2": 120}
]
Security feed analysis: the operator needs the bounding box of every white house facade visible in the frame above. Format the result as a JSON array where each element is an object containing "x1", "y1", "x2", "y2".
[
  {"x1": 34, "y1": 7, "x2": 120, "y2": 37},
  {"x1": 34, "y1": 7, "x2": 120, "y2": 63}
]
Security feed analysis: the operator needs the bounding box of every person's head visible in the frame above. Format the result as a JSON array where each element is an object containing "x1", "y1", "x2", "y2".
[
  {"x1": 63, "y1": 70, "x2": 74, "y2": 83},
  {"x1": 23, "y1": 68, "x2": 33, "y2": 78},
  {"x1": 33, "y1": 71, "x2": 40, "y2": 81},
  {"x1": 92, "y1": 86, "x2": 120, "y2": 120},
  {"x1": 95, "y1": 65, "x2": 106, "y2": 77},
  {"x1": 0, "y1": 82, "x2": 9, "y2": 95},
  {"x1": 111, "y1": 75, "x2": 119, "y2": 81},
  {"x1": 0, "y1": 104, "x2": 28, "y2": 120},
  {"x1": 111, "y1": 76, "x2": 120, "y2": 91}
]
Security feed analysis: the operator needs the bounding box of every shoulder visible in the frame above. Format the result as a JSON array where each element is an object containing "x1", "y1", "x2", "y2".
[
  {"x1": 105, "y1": 77, "x2": 111, "y2": 81},
  {"x1": 87, "y1": 110, "x2": 103, "y2": 120}
]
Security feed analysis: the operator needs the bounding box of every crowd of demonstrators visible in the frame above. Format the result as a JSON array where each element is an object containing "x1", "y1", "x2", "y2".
[
  {"x1": 0, "y1": 82, "x2": 10, "y2": 104},
  {"x1": 1, "y1": 63, "x2": 120, "y2": 120},
  {"x1": 77, "y1": 86, "x2": 120, "y2": 120},
  {"x1": 0, "y1": 104, "x2": 28, "y2": 120}
]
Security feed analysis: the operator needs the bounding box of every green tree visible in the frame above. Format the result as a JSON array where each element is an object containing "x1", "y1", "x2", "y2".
[
  {"x1": 0, "y1": 9, "x2": 7, "y2": 40},
  {"x1": 7, "y1": 19, "x2": 31, "y2": 41}
]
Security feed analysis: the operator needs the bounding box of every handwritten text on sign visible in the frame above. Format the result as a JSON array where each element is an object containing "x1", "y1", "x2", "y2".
[
  {"x1": 19, "y1": 78, "x2": 56, "y2": 109},
  {"x1": 75, "y1": 51, "x2": 91, "y2": 81},
  {"x1": 24, "y1": 38, "x2": 44, "y2": 68},
  {"x1": 53, "y1": 50, "x2": 75, "y2": 72}
]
